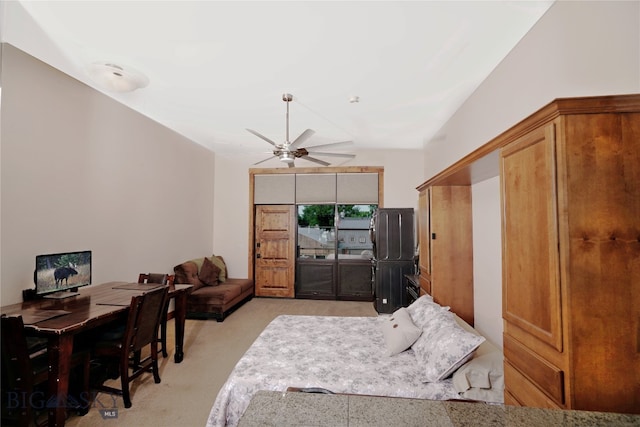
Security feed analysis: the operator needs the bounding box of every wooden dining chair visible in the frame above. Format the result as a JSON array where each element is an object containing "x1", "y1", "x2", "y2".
[
  {"x1": 92, "y1": 286, "x2": 169, "y2": 408},
  {"x1": 137, "y1": 273, "x2": 172, "y2": 357},
  {"x1": 1, "y1": 315, "x2": 90, "y2": 426}
]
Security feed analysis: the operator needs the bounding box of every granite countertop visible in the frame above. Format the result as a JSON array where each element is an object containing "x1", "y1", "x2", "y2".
[{"x1": 238, "y1": 390, "x2": 640, "y2": 427}]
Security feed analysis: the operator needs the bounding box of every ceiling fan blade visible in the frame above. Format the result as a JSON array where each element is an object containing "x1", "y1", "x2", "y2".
[
  {"x1": 301, "y1": 155, "x2": 331, "y2": 166},
  {"x1": 246, "y1": 128, "x2": 278, "y2": 147},
  {"x1": 288, "y1": 129, "x2": 315, "y2": 149},
  {"x1": 304, "y1": 140, "x2": 353, "y2": 150},
  {"x1": 253, "y1": 155, "x2": 277, "y2": 165},
  {"x1": 305, "y1": 151, "x2": 356, "y2": 159}
]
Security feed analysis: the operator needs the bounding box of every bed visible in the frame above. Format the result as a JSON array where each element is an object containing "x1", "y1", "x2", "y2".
[{"x1": 206, "y1": 296, "x2": 504, "y2": 427}]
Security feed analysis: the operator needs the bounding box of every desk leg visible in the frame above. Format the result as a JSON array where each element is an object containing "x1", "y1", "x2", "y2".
[
  {"x1": 173, "y1": 292, "x2": 187, "y2": 363},
  {"x1": 48, "y1": 334, "x2": 73, "y2": 427}
]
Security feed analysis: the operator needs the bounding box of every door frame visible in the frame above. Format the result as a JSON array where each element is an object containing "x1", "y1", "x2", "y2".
[{"x1": 248, "y1": 166, "x2": 384, "y2": 283}]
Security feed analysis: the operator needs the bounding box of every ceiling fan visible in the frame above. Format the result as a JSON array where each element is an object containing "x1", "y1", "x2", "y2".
[{"x1": 248, "y1": 94, "x2": 355, "y2": 168}]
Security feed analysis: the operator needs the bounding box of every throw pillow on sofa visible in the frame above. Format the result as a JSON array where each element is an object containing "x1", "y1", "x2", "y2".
[
  {"x1": 174, "y1": 261, "x2": 206, "y2": 291},
  {"x1": 209, "y1": 255, "x2": 226, "y2": 282},
  {"x1": 199, "y1": 257, "x2": 221, "y2": 286}
]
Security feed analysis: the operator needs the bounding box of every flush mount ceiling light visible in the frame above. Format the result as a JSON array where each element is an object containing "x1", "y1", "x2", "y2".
[{"x1": 87, "y1": 62, "x2": 149, "y2": 93}]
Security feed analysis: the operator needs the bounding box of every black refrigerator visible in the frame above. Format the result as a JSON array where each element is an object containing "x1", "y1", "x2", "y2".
[{"x1": 370, "y1": 208, "x2": 415, "y2": 313}]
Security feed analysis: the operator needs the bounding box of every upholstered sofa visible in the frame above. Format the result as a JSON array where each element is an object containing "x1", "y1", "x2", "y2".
[{"x1": 173, "y1": 255, "x2": 254, "y2": 322}]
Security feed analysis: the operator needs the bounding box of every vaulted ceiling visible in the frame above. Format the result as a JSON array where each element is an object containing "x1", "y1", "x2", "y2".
[{"x1": 1, "y1": 1, "x2": 553, "y2": 165}]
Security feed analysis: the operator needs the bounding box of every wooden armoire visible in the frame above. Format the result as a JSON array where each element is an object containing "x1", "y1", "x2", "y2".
[
  {"x1": 499, "y1": 95, "x2": 639, "y2": 413},
  {"x1": 417, "y1": 94, "x2": 639, "y2": 414}
]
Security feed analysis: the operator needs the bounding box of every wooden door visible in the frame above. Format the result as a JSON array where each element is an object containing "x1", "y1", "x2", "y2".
[
  {"x1": 417, "y1": 188, "x2": 431, "y2": 295},
  {"x1": 429, "y1": 185, "x2": 474, "y2": 325},
  {"x1": 500, "y1": 123, "x2": 563, "y2": 352},
  {"x1": 254, "y1": 205, "x2": 295, "y2": 297}
]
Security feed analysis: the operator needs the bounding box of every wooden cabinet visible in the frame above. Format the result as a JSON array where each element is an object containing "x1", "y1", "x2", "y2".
[
  {"x1": 416, "y1": 185, "x2": 474, "y2": 326},
  {"x1": 337, "y1": 261, "x2": 373, "y2": 300},
  {"x1": 500, "y1": 96, "x2": 640, "y2": 413},
  {"x1": 295, "y1": 260, "x2": 335, "y2": 299}
]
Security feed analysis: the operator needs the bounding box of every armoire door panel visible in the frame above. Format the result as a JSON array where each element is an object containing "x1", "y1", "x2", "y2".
[
  {"x1": 429, "y1": 185, "x2": 474, "y2": 325},
  {"x1": 417, "y1": 189, "x2": 431, "y2": 284},
  {"x1": 504, "y1": 334, "x2": 564, "y2": 405},
  {"x1": 504, "y1": 361, "x2": 562, "y2": 410},
  {"x1": 501, "y1": 124, "x2": 563, "y2": 352}
]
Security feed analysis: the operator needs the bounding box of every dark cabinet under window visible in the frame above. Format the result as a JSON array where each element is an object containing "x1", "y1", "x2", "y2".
[
  {"x1": 337, "y1": 261, "x2": 373, "y2": 300},
  {"x1": 295, "y1": 260, "x2": 336, "y2": 299}
]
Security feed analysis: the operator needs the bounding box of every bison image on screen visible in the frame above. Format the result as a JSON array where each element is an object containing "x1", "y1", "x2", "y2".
[{"x1": 35, "y1": 250, "x2": 92, "y2": 296}]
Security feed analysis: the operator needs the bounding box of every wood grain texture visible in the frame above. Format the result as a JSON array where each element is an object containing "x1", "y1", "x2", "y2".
[
  {"x1": 501, "y1": 124, "x2": 562, "y2": 352},
  {"x1": 499, "y1": 97, "x2": 640, "y2": 414},
  {"x1": 428, "y1": 186, "x2": 474, "y2": 326},
  {"x1": 254, "y1": 205, "x2": 296, "y2": 297}
]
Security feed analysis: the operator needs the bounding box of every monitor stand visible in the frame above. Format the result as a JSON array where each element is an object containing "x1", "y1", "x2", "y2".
[{"x1": 43, "y1": 291, "x2": 79, "y2": 299}]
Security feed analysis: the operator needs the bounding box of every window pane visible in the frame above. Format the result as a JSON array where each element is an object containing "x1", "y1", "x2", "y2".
[
  {"x1": 297, "y1": 205, "x2": 335, "y2": 259},
  {"x1": 336, "y1": 205, "x2": 376, "y2": 259}
]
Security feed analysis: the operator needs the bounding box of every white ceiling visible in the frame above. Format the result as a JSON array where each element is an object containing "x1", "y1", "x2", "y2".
[{"x1": 1, "y1": 1, "x2": 554, "y2": 166}]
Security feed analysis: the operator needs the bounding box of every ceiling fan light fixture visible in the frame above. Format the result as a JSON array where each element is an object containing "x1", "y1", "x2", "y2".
[
  {"x1": 280, "y1": 152, "x2": 295, "y2": 163},
  {"x1": 87, "y1": 62, "x2": 149, "y2": 93}
]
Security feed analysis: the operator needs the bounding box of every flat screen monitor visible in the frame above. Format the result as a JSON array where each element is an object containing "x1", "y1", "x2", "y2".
[{"x1": 35, "y1": 250, "x2": 91, "y2": 298}]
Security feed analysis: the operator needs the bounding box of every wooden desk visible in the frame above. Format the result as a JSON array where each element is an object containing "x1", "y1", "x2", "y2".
[{"x1": 0, "y1": 281, "x2": 193, "y2": 427}]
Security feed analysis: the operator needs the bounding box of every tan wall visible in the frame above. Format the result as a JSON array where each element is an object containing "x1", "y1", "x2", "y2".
[
  {"x1": 0, "y1": 44, "x2": 215, "y2": 305},
  {"x1": 0, "y1": 44, "x2": 425, "y2": 304},
  {"x1": 213, "y1": 149, "x2": 424, "y2": 277},
  {"x1": 423, "y1": 1, "x2": 640, "y2": 348}
]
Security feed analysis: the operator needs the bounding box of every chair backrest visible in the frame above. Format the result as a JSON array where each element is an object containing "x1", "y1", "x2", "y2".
[
  {"x1": 1, "y1": 315, "x2": 36, "y2": 398},
  {"x1": 138, "y1": 273, "x2": 169, "y2": 285},
  {"x1": 124, "y1": 286, "x2": 169, "y2": 354}
]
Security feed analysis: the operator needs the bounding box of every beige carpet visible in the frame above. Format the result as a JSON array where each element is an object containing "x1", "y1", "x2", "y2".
[{"x1": 65, "y1": 297, "x2": 377, "y2": 427}]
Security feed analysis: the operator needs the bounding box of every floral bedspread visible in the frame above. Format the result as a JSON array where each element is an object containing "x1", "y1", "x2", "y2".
[{"x1": 206, "y1": 315, "x2": 460, "y2": 427}]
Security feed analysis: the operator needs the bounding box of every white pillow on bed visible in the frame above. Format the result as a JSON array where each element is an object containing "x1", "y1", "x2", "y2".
[
  {"x1": 452, "y1": 351, "x2": 504, "y2": 402},
  {"x1": 406, "y1": 295, "x2": 446, "y2": 329},
  {"x1": 380, "y1": 307, "x2": 422, "y2": 356},
  {"x1": 412, "y1": 313, "x2": 485, "y2": 382}
]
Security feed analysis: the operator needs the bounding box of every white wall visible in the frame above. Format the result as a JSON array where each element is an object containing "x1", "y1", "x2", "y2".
[
  {"x1": 213, "y1": 149, "x2": 424, "y2": 276},
  {"x1": 424, "y1": 1, "x2": 640, "y2": 179},
  {"x1": 471, "y1": 177, "x2": 502, "y2": 347},
  {"x1": 424, "y1": 1, "x2": 640, "y2": 348},
  {"x1": 0, "y1": 44, "x2": 216, "y2": 305}
]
